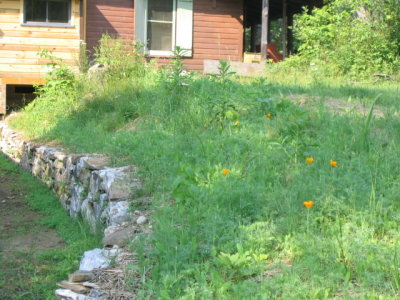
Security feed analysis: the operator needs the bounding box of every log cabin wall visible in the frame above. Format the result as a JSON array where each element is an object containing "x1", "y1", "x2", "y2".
[
  {"x1": 85, "y1": 0, "x2": 243, "y2": 71},
  {"x1": 0, "y1": 0, "x2": 82, "y2": 114},
  {"x1": 185, "y1": 0, "x2": 244, "y2": 70},
  {"x1": 85, "y1": 0, "x2": 135, "y2": 52}
]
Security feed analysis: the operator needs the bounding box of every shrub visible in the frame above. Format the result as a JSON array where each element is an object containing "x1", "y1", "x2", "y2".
[{"x1": 282, "y1": 0, "x2": 400, "y2": 78}]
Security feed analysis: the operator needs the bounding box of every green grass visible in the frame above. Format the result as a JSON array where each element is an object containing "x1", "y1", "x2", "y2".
[
  {"x1": 0, "y1": 156, "x2": 101, "y2": 300},
  {"x1": 7, "y1": 54, "x2": 400, "y2": 299}
]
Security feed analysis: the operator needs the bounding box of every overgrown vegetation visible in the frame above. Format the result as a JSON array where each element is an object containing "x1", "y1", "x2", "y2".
[
  {"x1": 7, "y1": 35, "x2": 400, "y2": 298},
  {"x1": 278, "y1": 0, "x2": 400, "y2": 78},
  {"x1": 0, "y1": 155, "x2": 101, "y2": 299}
]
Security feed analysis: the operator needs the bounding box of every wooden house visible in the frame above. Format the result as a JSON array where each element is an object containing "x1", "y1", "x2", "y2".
[{"x1": 0, "y1": 0, "x2": 322, "y2": 117}]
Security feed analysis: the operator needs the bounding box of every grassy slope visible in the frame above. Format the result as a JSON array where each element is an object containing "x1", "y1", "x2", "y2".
[
  {"x1": 0, "y1": 155, "x2": 101, "y2": 299},
  {"x1": 8, "y1": 65, "x2": 400, "y2": 299}
]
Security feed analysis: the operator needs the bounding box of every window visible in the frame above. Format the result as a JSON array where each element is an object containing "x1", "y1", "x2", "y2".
[
  {"x1": 147, "y1": 0, "x2": 174, "y2": 52},
  {"x1": 135, "y1": 0, "x2": 193, "y2": 56},
  {"x1": 24, "y1": 0, "x2": 71, "y2": 26}
]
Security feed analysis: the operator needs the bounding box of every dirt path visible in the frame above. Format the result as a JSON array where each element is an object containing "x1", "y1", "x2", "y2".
[{"x1": 0, "y1": 159, "x2": 64, "y2": 299}]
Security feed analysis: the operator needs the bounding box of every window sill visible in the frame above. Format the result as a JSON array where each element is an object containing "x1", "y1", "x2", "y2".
[
  {"x1": 146, "y1": 50, "x2": 193, "y2": 58},
  {"x1": 21, "y1": 22, "x2": 74, "y2": 28}
]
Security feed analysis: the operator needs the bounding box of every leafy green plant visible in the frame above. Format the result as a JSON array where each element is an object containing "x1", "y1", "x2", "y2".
[
  {"x1": 164, "y1": 46, "x2": 192, "y2": 91},
  {"x1": 216, "y1": 60, "x2": 236, "y2": 84},
  {"x1": 282, "y1": 0, "x2": 400, "y2": 78},
  {"x1": 93, "y1": 34, "x2": 146, "y2": 80},
  {"x1": 36, "y1": 49, "x2": 76, "y2": 95}
]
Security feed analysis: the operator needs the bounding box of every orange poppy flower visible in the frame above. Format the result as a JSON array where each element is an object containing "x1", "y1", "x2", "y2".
[
  {"x1": 330, "y1": 160, "x2": 338, "y2": 168},
  {"x1": 222, "y1": 169, "x2": 230, "y2": 176},
  {"x1": 306, "y1": 157, "x2": 314, "y2": 164},
  {"x1": 303, "y1": 201, "x2": 314, "y2": 209},
  {"x1": 234, "y1": 121, "x2": 241, "y2": 126}
]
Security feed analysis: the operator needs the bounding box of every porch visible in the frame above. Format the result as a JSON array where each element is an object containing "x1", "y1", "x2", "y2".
[{"x1": 243, "y1": 0, "x2": 324, "y2": 63}]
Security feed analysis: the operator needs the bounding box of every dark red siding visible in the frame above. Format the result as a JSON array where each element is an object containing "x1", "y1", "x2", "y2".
[
  {"x1": 86, "y1": 0, "x2": 243, "y2": 70},
  {"x1": 86, "y1": 0, "x2": 135, "y2": 51}
]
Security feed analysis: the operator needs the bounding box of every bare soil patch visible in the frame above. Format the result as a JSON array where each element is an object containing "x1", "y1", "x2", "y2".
[{"x1": 0, "y1": 166, "x2": 64, "y2": 298}]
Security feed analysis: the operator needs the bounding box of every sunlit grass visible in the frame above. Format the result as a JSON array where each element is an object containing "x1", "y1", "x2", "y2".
[{"x1": 7, "y1": 58, "x2": 400, "y2": 298}]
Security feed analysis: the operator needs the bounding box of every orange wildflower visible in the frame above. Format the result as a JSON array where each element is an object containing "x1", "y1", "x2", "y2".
[
  {"x1": 306, "y1": 157, "x2": 314, "y2": 164},
  {"x1": 234, "y1": 121, "x2": 241, "y2": 126},
  {"x1": 222, "y1": 169, "x2": 230, "y2": 176},
  {"x1": 330, "y1": 160, "x2": 338, "y2": 168},
  {"x1": 266, "y1": 113, "x2": 272, "y2": 118},
  {"x1": 303, "y1": 201, "x2": 314, "y2": 209}
]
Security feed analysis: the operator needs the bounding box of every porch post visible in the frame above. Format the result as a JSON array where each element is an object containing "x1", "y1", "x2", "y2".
[
  {"x1": 282, "y1": 0, "x2": 288, "y2": 59},
  {"x1": 287, "y1": 12, "x2": 294, "y2": 55},
  {"x1": 261, "y1": 0, "x2": 269, "y2": 61}
]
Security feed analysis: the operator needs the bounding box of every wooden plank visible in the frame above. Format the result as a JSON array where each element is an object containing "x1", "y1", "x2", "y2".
[
  {"x1": 0, "y1": 77, "x2": 45, "y2": 85},
  {"x1": 0, "y1": 23, "x2": 80, "y2": 33},
  {"x1": 0, "y1": 71, "x2": 44, "y2": 78},
  {"x1": 0, "y1": 58, "x2": 75, "y2": 65},
  {"x1": 0, "y1": 30, "x2": 80, "y2": 39},
  {"x1": 0, "y1": 37, "x2": 82, "y2": 47},
  {"x1": 261, "y1": 0, "x2": 269, "y2": 61},
  {"x1": 0, "y1": 8, "x2": 19, "y2": 13},
  {"x1": 0, "y1": 44, "x2": 79, "y2": 52}
]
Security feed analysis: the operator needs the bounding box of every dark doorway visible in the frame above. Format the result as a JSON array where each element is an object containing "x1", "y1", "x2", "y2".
[{"x1": 6, "y1": 85, "x2": 37, "y2": 113}]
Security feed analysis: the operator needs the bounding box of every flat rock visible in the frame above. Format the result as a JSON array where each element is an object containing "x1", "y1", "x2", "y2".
[
  {"x1": 84, "y1": 156, "x2": 111, "y2": 170},
  {"x1": 103, "y1": 225, "x2": 135, "y2": 247},
  {"x1": 56, "y1": 281, "x2": 90, "y2": 294},
  {"x1": 55, "y1": 289, "x2": 87, "y2": 300},
  {"x1": 68, "y1": 270, "x2": 95, "y2": 283}
]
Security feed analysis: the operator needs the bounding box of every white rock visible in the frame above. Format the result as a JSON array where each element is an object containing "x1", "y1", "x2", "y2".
[
  {"x1": 136, "y1": 216, "x2": 148, "y2": 225},
  {"x1": 69, "y1": 184, "x2": 85, "y2": 218},
  {"x1": 107, "y1": 201, "x2": 132, "y2": 226},
  {"x1": 55, "y1": 289, "x2": 87, "y2": 300},
  {"x1": 79, "y1": 248, "x2": 115, "y2": 271}
]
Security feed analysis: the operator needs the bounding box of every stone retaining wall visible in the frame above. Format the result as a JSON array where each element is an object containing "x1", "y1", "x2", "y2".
[{"x1": 0, "y1": 122, "x2": 142, "y2": 232}]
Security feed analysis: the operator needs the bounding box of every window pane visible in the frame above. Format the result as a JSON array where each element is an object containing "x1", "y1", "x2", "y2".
[
  {"x1": 48, "y1": 0, "x2": 70, "y2": 23},
  {"x1": 25, "y1": 0, "x2": 47, "y2": 22},
  {"x1": 147, "y1": 0, "x2": 173, "y2": 21},
  {"x1": 147, "y1": 22, "x2": 173, "y2": 51}
]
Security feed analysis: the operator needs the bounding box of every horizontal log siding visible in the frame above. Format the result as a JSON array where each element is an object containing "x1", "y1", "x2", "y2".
[
  {"x1": 0, "y1": 0, "x2": 81, "y2": 81},
  {"x1": 86, "y1": 0, "x2": 243, "y2": 71},
  {"x1": 190, "y1": 0, "x2": 243, "y2": 70},
  {"x1": 156, "y1": 0, "x2": 244, "y2": 70},
  {"x1": 86, "y1": 0, "x2": 135, "y2": 51}
]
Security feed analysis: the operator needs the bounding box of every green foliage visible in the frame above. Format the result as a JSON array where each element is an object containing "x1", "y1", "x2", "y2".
[
  {"x1": 93, "y1": 34, "x2": 146, "y2": 80},
  {"x1": 216, "y1": 60, "x2": 236, "y2": 84},
  {"x1": 163, "y1": 46, "x2": 192, "y2": 92},
  {"x1": 284, "y1": 0, "x2": 400, "y2": 78},
  {"x1": 36, "y1": 49, "x2": 76, "y2": 95}
]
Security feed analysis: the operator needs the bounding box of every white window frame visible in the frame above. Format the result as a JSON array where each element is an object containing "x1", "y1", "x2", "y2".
[
  {"x1": 136, "y1": 0, "x2": 193, "y2": 57},
  {"x1": 145, "y1": 0, "x2": 177, "y2": 56},
  {"x1": 21, "y1": 0, "x2": 74, "y2": 28}
]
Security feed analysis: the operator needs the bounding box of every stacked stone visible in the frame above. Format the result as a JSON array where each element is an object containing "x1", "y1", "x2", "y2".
[
  {"x1": 0, "y1": 122, "x2": 149, "y2": 299},
  {"x1": 0, "y1": 123, "x2": 143, "y2": 232}
]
